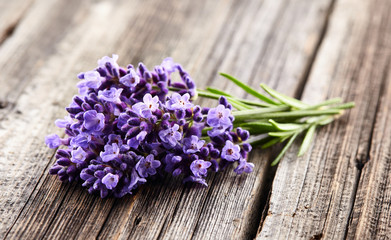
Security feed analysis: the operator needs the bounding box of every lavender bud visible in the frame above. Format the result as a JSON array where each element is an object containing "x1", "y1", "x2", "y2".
[
  {"x1": 219, "y1": 96, "x2": 229, "y2": 107},
  {"x1": 57, "y1": 158, "x2": 71, "y2": 166},
  {"x1": 49, "y1": 165, "x2": 62, "y2": 175},
  {"x1": 173, "y1": 168, "x2": 182, "y2": 177},
  {"x1": 175, "y1": 109, "x2": 186, "y2": 119},
  {"x1": 242, "y1": 143, "x2": 252, "y2": 152},
  {"x1": 210, "y1": 149, "x2": 220, "y2": 158},
  {"x1": 201, "y1": 107, "x2": 210, "y2": 114},
  {"x1": 77, "y1": 72, "x2": 85, "y2": 79},
  {"x1": 193, "y1": 112, "x2": 203, "y2": 122},
  {"x1": 200, "y1": 147, "x2": 209, "y2": 157},
  {"x1": 127, "y1": 118, "x2": 141, "y2": 126},
  {"x1": 240, "y1": 130, "x2": 250, "y2": 141}
]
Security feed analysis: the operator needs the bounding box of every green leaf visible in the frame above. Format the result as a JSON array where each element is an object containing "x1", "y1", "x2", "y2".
[
  {"x1": 268, "y1": 119, "x2": 304, "y2": 131},
  {"x1": 240, "y1": 121, "x2": 277, "y2": 134},
  {"x1": 206, "y1": 87, "x2": 233, "y2": 97},
  {"x1": 197, "y1": 89, "x2": 251, "y2": 110},
  {"x1": 196, "y1": 89, "x2": 221, "y2": 100},
  {"x1": 227, "y1": 99, "x2": 253, "y2": 110},
  {"x1": 331, "y1": 102, "x2": 355, "y2": 110},
  {"x1": 261, "y1": 137, "x2": 280, "y2": 149},
  {"x1": 271, "y1": 133, "x2": 298, "y2": 166},
  {"x1": 238, "y1": 99, "x2": 274, "y2": 108},
  {"x1": 260, "y1": 84, "x2": 309, "y2": 109},
  {"x1": 318, "y1": 117, "x2": 334, "y2": 125},
  {"x1": 233, "y1": 108, "x2": 341, "y2": 123},
  {"x1": 269, "y1": 131, "x2": 298, "y2": 138},
  {"x1": 232, "y1": 106, "x2": 290, "y2": 122},
  {"x1": 303, "y1": 98, "x2": 342, "y2": 110},
  {"x1": 297, "y1": 124, "x2": 317, "y2": 156},
  {"x1": 220, "y1": 73, "x2": 280, "y2": 105}
]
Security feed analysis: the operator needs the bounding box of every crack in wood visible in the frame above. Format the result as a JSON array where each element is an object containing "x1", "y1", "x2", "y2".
[
  {"x1": 344, "y1": 54, "x2": 391, "y2": 239},
  {"x1": 256, "y1": 0, "x2": 337, "y2": 236}
]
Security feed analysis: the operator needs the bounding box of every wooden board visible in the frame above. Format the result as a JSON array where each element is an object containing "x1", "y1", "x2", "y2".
[
  {"x1": 0, "y1": 0, "x2": 35, "y2": 44},
  {"x1": 257, "y1": 0, "x2": 391, "y2": 239},
  {"x1": 0, "y1": 0, "x2": 390, "y2": 239}
]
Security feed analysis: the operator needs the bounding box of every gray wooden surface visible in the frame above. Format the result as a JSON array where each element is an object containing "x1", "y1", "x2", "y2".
[{"x1": 0, "y1": 0, "x2": 390, "y2": 239}]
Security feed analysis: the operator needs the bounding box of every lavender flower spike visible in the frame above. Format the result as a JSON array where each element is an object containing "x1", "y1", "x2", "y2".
[
  {"x1": 45, "y1": 134, "x2": 63, "y2": 149},
  {"x1": 221, "y1": 140, "x2": 241, "y2": 162},
  {"x1": 98, "y1": 87, "x2": 123, "y2": 103},
  {"x1": 46, "y1": 55, "x2": 254, "y2": 198},
  {"x1": 207, "y1": 104, "x2": 232, "y2": 128},
  {"x1": 183, "y1": 135, "x2": 205, "y2": 154},
  {"x1": 136, "y1": 154, "x2": 161, "y2": 178},
  {"x1": 167, "y1": 93, "x2": 192, "y2": 110},
  {"x1": 71, "y1": 147, "x2": 87, "y2": 164},
  {"x1": 190, "y1": 160, "x2": 211, "y2": 178},
  {"x1": 100, "y1": 143, "x2": 120, "y2": 162},
  {"x1": 119, "y1": 68, "x2": 140, "y2": 87},
  {"x1": 159, "y1": 124, "x2": 182, "y2": 147},
  {"x1": 83, "y1": 110, "x2": 105, "y2": 132},
  {"x1": 234, "y1": 160, "x2": 254, "y2": 174},
  {"x1": 102, "y1": 173, "x2": 119, "y2": 190}
]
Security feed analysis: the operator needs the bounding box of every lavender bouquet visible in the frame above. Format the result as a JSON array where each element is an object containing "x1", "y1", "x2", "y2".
[{"x1": 45, "y1": 55, "x2": 354, "y2": 198}]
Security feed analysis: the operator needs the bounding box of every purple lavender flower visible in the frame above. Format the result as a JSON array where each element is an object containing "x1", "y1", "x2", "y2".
[
  {"x1": 98, "y1": 54, "x2": 120, "y2": 75},
  {"x1": 207, "y1": 125, "x2": 226, "y2": 137},
  {"x1": 132, "y1": 94, "x2": 159, "y2": 118},
  {"x1": 183, "y1": 135, "x2": 205, "y2": 154},
  {"x1": 207, "y1": 104, "x2": 232, "y2": 128},
  {"x1": 132, "y1": 102, "x2": 152, "y2": 118},
  {"x1": 159, "y1": 124, "x2": 182, "y2": 147},
  {"x1": 102, "y1": 173, "x2": 119, "y2": 190},
  {"x1": 161, "y1": 57, "x2": 177, "y2": 73},
  {"x1": 71, "y1": 147, "x2": 87, "y2": 164},
  {"x1": 221, "y1": 140, "x2": 241, "y2": 161},
  {"x1": 46, "y1": 55, "x2": 254, "y2": 198},
  {"x1": 98, "y1": 87, "x2": 123, "y2": 103},
  {"x1": 128, "y1": 131, "x2": 147, "y2": 149},
  {"x1": 167, "y1": 93, "x2": 192, "y2": 110},
  {"x1": 119, "y1": 68, "x2": 140, "y2": 87},
  {"x1": 70, "y1": 134, "x2": 91, "y2": 148},
  {"x1": 100, "y1": 143, "x2": 120, "y2": 162},
  {"x1": 190, "y1": 160, "x2": 211, "y2": 178},
  {"x1": 45, "y1": 134, "x2": 62, "y2": 149},
  {"x1": 83, "y1": 70, "x2": 105, "y2": 89},
  {"x1": 234, "y1": 160, "x2": 254, "y2": 174},
  {"x1": 135, "y1": 154, "x2": 161, "y2": 178},
  {"x1": 183, "y1": 175, "x2": 208, "y2": 187},
  {"x1": 83, "y1": 110, "x2": 105, "y2": 132},
  {"x1": 128, "y1": 168, "x2": 147, "y2": 191},
  {"x1": 55, "y1": 116, "x2": 73, "y2": 128}
]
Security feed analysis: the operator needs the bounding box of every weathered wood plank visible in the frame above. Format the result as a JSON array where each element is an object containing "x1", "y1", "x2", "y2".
[
  {"x1": 0, "y1": 0, "x2": 35, "y2": 44},
  {"x1": 0, "y1": 0, "x2": 85, "y2": 119},
  {"x1": 346, "y1": 38, "x2": 391, "y2": 239},
  {"x1": 257, "y1": 0, "x2": 391, "y2": 239},
  {"x1": 98, "y1": 0, "x2": 334, "y2": 239},
  {"x1": 0, "y1": 0, "x2": 338, "y2": 239},
  {"x1": 0, "y1": 0, "x2": 151, "y2": 237}
]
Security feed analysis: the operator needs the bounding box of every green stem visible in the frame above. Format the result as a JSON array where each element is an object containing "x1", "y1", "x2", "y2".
[
  {"x1": 271, "y1": 133, "x2": 298, "y2": 166},
  {"x1": 233, "y1": 108, "x2": 340, "y2": 122}
]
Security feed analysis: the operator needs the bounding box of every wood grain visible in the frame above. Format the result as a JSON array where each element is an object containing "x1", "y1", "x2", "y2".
[
  {"x1": 257, "y1": 0, "x2": 391, "y2": 239},
  {"x1": 0, "y1": 0, "x2": 35, "y2": 44},
  {"x1": 346, "y1": 35, "x2": 391, "y2": 239},
  {"x1": 1, "y1": 0, "x2": 390, "y2": 239},
  {"x1": 97, "y1": 0, "x2": 335, "y2": 239}
]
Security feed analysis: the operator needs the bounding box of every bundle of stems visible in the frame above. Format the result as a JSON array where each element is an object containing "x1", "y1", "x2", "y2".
[{"x1": 188, "y1": 73, "x2": 354, "y2": 166}]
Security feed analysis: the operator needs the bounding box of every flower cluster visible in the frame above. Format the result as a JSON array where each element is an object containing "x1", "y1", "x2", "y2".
[{"x1": 46, "y1": 55, "x2": 253, "y2": 198}]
